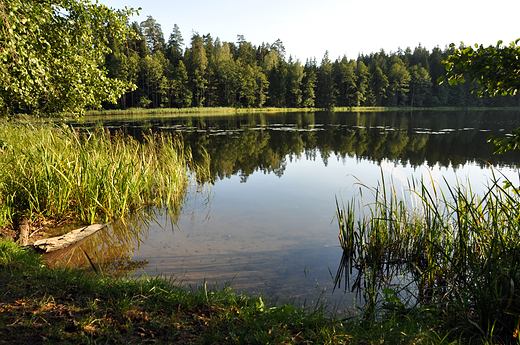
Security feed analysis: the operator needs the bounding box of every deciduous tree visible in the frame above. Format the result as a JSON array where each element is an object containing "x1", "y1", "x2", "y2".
[
  {"x1": 286, "y1": 57, "x2": 305, "y2": 108},
  {"x1": 185, "y1": 33, "x2": 208, "y2": 107},
  {"x1": 355, "y1": 61, "x2": 370, "y2": 106},
  {"x1": 301, "y1": 61, "x2": 317, "y2": 108},
  {"x1": 409, "y1": 64, "x2": 431, "y2": 107},
  {"x1": 386, "y1": 55, "x2": 410, "y2": 106},
  {"x1": 0, "y1": 0, "x2": 137, "y2": 117},
  {"x1": 170, "y1": 61, "x2": 192, "y2": 108},
  {"x1": 439, "y1": 40, "x2": 520, "y2": 97},
  {"x1": 370, "y1": 66, "x2": 389, "y2": 106},
  {"x1": 440, "y1": 39, "x2": 520, "y2": 153},
  {"x1": 333, "y1": 56, "x2": 358, "y2": 107}
]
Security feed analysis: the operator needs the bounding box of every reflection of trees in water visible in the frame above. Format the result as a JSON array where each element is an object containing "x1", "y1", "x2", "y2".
[
  {"x1": 188, "y1": 129, "x2": 288, "y2": 183},
  {"x1": 181, "y1": 111, "x2": 520, "y2": 182},
  {"x1": 44, "y1": 207, "x2": 181, "y2": 276},
  {"x1": 73, "y1": 110, "x2": 520, "y2": 182}
]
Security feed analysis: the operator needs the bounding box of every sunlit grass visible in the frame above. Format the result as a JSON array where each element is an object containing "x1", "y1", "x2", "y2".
[
  {"x1": 82, "y1": 106, "x2": 319, "y2": 117},
  {"x1": 0, "y1": 121, "x2": 209, "y2": 227},
  {"x1": 79, "y1": 106, "x2": 520, "y2": 118}
]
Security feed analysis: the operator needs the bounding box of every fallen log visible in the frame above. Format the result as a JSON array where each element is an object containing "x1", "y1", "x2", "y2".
[
  {"x1": 33, "y1": 223, "x2": 108, "y2": 253},
  {"x1": 43, "y1": 234, "x2": 94, "y2": 266}
]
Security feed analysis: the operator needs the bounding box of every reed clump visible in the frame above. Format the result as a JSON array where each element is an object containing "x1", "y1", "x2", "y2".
[
  {"x1": 0, "y1": 121, "x2": 208, "y2": 227},
  {"x1": 335, "y1": 171, "x2": 520, "y2": 343}
]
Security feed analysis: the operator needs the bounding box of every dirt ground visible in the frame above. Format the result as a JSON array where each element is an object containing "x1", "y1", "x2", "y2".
[{"x1": 0, "y1": 218, "x2": 80, "y2": 246}]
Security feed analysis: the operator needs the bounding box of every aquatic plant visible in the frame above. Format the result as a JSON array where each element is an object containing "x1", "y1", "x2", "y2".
[{"x1": 335, "y1": 170, "x2": 520, "y2": 342}]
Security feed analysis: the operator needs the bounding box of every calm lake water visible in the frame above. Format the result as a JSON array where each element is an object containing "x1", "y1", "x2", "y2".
[{"x1": 49, "y1": 109, "x2": 520, "y2": 313}]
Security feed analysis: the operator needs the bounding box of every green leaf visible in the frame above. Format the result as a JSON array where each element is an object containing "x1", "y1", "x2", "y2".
[{"x1": 0, "y1": 0, "x2": 137, "y2": 118}]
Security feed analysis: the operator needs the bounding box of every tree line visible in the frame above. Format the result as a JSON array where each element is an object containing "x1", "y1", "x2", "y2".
[
  {"x1": 103, "y1": 16, "x2": 520, "y2": 111},
  {"x1": 2, "y1": 1, "x2": 519, "y2": 117}
]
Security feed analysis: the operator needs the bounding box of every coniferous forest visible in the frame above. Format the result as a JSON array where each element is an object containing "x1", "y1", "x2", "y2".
[{"x1": 103, "y1": 16, "x2": 520, "y2": 110}]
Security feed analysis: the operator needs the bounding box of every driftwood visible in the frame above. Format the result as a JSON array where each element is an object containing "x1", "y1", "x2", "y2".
[
  {"x1": 43, "y1": 234, "x2": 94, "y2": 266},
  {"x1": 33, "y1": 223, "x2": 108, "y2": 253}
]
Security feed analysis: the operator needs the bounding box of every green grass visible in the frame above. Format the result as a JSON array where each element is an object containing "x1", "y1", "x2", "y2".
[
  {"x1": 80, "y1": 106, "x2": 520, "y2": 118},
  {"x1": 0, "y1": 237, "x2": 454, "y2": 344},
  {"x1": 4, "y1": 114, "x2": 520, "y2": 342},
  {"x1": 335, "y1": 170, "x2": 520, "y2": 343},
  {"x1": 10, "y1": 106, "x2": 520, "y2": 121},
  {"x1": 82, "y1": 107, "x2": 319, "y2": 117},
  {"x1": 333, "y1": 106, "x2": 520, "y2": 112},
  {"x1": 0, "y1": 121, "x2": 209, "y2": 227}
]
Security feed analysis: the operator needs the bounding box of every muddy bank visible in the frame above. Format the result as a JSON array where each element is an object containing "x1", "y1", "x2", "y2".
[{"x1": 0, "y1": 218, "x2": 88, "y2": 247}]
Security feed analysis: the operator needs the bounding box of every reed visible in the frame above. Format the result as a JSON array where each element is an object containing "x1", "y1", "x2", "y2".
[
  {"x1": 81, "y1": 106, "x2": 520, "y2": 117},
  {"x1": 0, "y1": 121, "x2": 209, "y2": 227},
  {"x1": 334, "y1": 170, "x2": 520, "y2": 342},
  {"x1": 82, "y1": 106, "x2": 318, "y2": 117}
]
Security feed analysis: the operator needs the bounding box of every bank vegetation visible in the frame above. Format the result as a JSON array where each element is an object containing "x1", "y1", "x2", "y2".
[{"x1": 0, "y1": 121, "x2": 208, "y2": 228}]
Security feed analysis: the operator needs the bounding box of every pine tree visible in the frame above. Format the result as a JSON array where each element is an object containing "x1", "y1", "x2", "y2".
[
  {"x1": 316, "y1": 51, "x2": 337, "y2": 108},
  {"x1": 166, "y1": 24, "x2": 184, "y2": 65},
  {"x1": 140, "y1": 16, "x2": 166, "y2": 56}
]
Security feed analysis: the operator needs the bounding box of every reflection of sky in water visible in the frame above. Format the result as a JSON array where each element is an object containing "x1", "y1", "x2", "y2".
[
  {"x1": 380, "y1": 159, "x2": 519, "y2": 195},
  {"x1": 127, "y1": 151, "x2": 519, "y2": 313}
]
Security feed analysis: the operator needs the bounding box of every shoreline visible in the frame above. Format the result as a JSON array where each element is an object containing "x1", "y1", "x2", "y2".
[{"x1": 0, "y1": 237, "x2": 445, "y2": 344}]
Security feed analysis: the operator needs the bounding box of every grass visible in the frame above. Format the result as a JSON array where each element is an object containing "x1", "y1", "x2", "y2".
[
  {"x1": 33, "y1": 105, "x2": 519, "y2": 119},
  {"x1": 332, "y1": 106, "x2": 520, "y2": 112},
  {"x1": 0, "y1": 121, "x2": 209, "y2": 228},
  {"x1": 83, "y1": 107, "x2": 319, "y2": 117},
  {"x1": 334, "y1": 170, "x2": 520, "y2": 343},
  {"x1": 0, "y1": 237, "x2": 455, "y2": 344}
]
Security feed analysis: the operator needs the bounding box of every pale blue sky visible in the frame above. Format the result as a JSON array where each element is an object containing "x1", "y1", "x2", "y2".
[{"x1": 99, "y1": 0, "x2": 520, "y2": 62}]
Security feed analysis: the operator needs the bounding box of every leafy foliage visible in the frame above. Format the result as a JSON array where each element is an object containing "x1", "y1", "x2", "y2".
[
  {"x1": 439, "y1": 39, "x2": 520, "y2": 153},
  {"x1": 488, "y1": 127, "x2": 520, "y2": 154},
  {"x1": 0, "y1": 0, "x2": 138, "y2": 117},
  {"x1": 439, "y1": 39, "x2": 520, "y2": 97},
  {"x1": 2, "y1": 2, "x2": 518, "y2": 115}
]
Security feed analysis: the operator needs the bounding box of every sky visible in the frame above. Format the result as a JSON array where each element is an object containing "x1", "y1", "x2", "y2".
[{"x1": 99, "y1": 0, "x2": 520, "y2": 62}]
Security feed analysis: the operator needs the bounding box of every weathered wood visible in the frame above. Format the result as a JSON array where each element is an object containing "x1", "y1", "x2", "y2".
[
  {"x1": 18, "y1": 218, "x2": 29, "y2": 246},
  {"x1": 43, "y1": 235, "x2": 93, "y2": 266},
  {"x1": 33, "y1": 223, "x2": 108, "y2": 253}
]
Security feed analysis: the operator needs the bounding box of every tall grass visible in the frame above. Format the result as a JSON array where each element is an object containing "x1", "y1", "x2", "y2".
[
  {"x1": 82, "y1": 106, "x2": 318, "y2": 117},
  {"x1": 81, "y1": 106, "x2": 518, "y2": 117},
  {"x1": 335, "y1": 170, "x2": 520, "y2": 342},
  {"x1": 0, "y1": 121, "x2": 209, "y2": 227}
]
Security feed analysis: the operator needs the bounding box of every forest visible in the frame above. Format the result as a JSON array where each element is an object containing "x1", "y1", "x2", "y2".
[{"x1": 102, "y1": 16, "x2": 520, "y2": 111}]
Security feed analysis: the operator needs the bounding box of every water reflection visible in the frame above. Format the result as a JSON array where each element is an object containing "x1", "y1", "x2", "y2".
[
  {"x1": 44, "y1": 209, "x2": 169, "y2": 276},
  {"x1": 60, "y1": 110, "x2": 520, "y2": 312},
  {"x1": 72, "y1": 110, "x2": 520, "y2": 182}
]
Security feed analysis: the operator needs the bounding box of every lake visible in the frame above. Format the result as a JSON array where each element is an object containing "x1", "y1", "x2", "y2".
[{"x1": 48, "y1": 109, "x2": 520, "y2": 313}]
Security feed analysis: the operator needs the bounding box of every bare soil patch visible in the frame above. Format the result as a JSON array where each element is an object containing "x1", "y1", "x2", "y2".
[{"x1": 0, "y1": 218, "x2": 83, "y2": 247}]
